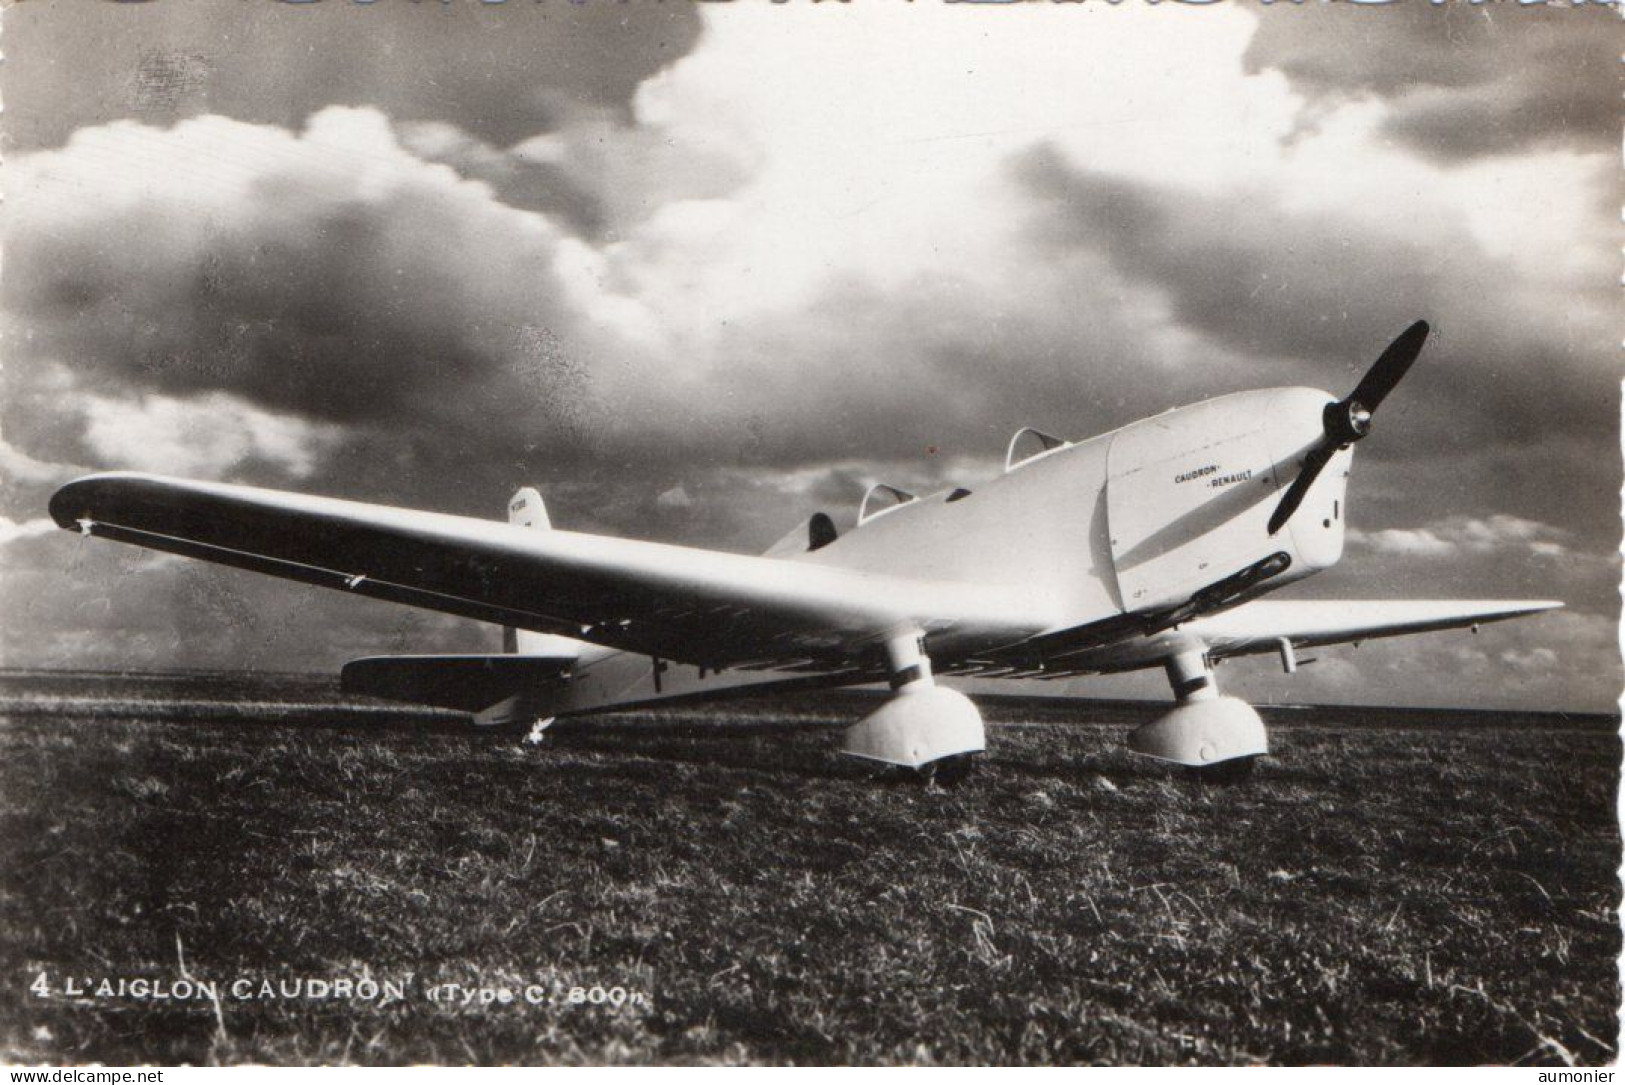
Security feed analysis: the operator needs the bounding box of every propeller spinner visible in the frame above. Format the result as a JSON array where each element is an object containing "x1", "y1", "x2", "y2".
[{"x1": 1266, "y1": 319, "x2": 1430, "y2": 536}]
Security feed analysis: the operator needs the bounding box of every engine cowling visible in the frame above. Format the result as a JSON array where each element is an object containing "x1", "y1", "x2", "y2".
[{"x1": 1105, "y1": 389, "x2": 1346, "y2": 615}]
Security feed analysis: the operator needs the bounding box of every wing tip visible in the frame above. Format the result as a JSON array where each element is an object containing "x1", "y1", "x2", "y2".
[
  {"x1": 1449, "y1": 599, "x2": 1564, "y2": 619},
  {"x1": 1460, "y1": 599, "x2": 1564, "y2": 623},
  {"x1": 48, "y1": 470, "x2": 178, "y2": 529},
  {"x1": 47, "y1": 474, "x2": 100, "y2": 530},
  {"x1": 1493, "y1": 600, "x2": 1563, "y2": 614}
]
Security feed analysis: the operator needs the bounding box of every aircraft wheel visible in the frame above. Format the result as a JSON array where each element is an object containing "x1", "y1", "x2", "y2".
[
  {"x1": 1183, "y1": 756, "x2": 1258, "y2": 785},
  {"x1": 922, "y1": 753, "x2": 980, "y2": 787},
  {"x1": 874, "y1": 753, "x2": 980, "y2": 786}
]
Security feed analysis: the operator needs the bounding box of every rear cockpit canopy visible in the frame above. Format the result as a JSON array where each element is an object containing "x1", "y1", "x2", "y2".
[
  {"x1": 1005, "y1": 427, "x2": 1071, "y2": 473},
  {"x1": 857, "y1": 483, "x2": 918, "y2": 525},
  {"x1": 808, "y1": 512, "x2": 838, "y2": 551},
  {"x1": 762, "y1": 510, "x2": 840, "y2": 557}
]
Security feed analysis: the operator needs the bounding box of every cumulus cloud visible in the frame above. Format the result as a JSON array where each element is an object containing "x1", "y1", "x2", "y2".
[
  {"x1": 77, "y1": 392, "x2": 343, "y2": 481},
  {"x1": 1348, "y1": 514, "x2": 1573, "y2": 560},
  {"x1": 654, "y1": 484, "x2": 695, "y2": 511},
  {"x1": 1500, "y1": 646, "x2": 1559, "y2": 671},
  {"x1": 0, "y1": 103, "x2": 1159, "y2": 522},
  {"x1": 1243, "y1": 2, "x2": 1619, "y2": 162},
  {"x1": 0, "y1": 422, "x2": 76, "y2": 490},
  {"x1": 10, "y1": 7, "x2": 1612, "y2": 514},
  {"x1": 1347, "y1": 527, "x2": 1455, "y2": 559},
  {"x1": 392, "y1": 119, "x2": 609, "y2": 236},
  {"x1": 0, "y1": 518, "x2": 57, "y2": 548},
  {"x1": 4, "y1": 108, "x2": 629, "y2": 496}
]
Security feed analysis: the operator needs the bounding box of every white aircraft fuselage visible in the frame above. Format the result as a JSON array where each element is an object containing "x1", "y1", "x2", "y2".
[{"x1": 534, "y1": 386, "x2": 1351, "y2": 719}]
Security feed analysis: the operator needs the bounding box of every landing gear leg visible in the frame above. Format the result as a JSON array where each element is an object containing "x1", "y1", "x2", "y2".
[
  {"x1": 1164, "y1": 648, "x2": 1219, "y2": 704},
  {"x1": 1127, "y1": 647, "x2": 1268, "y2": 770},
  {"x1": 923, "y1": 752, "x2": 980, "y2": 787},
  {"x1": 841, "y1": 632, "x2": 986, "y2": 776}
]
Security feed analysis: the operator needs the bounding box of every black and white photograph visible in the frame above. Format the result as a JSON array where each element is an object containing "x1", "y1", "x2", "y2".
[{"x1": 0, "y1": 0, "x2": 1619, "y2": 1067}]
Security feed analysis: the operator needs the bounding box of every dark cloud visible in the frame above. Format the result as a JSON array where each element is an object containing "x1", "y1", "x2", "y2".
[
  {"x1": 1, "y1": 111, "x2": 623, "y2": 512},
  {"x1": 1012, "y1": 146, "x2": 1620, "y2": 556},
  {"x1": 393, "y1": 114, "x2": 749, "y2": 239},
  {"x1": 1244, "y1": 2, "x2": 1619, "y2": 162},
  {"x1": 394, "y1": 122, "x2": 610, "y2": 237},
  {"x1": 1, "y1": 109, "x2": 1185, "y2": 530},
  {"x1": 3, "y1": 0, "x2": 704, "y2": 153},
  {"x1": 9, "y1": 117, "x2": 1615, "y2": 550}
]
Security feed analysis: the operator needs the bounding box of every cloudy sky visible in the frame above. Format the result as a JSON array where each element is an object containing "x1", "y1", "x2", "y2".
[{"x1": 2, "y1": 0, "x2": 1617, "y2": 712}]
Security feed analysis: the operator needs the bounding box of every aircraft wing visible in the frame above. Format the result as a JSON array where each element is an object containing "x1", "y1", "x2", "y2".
[
  {"x1": 49, "y1": 472, "x2": 1054, "y2": 670},
  {"x1": 1184, "y1": 599, "x2": 1563, "y2": 658}
]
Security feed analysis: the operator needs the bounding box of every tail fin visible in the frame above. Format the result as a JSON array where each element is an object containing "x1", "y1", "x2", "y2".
[
  {"x1": 508, "y1": 486, "x2": 550, "y2": 530},
  {"x1": 502, "y1": 487, "x2": 584, "y2": 659}
]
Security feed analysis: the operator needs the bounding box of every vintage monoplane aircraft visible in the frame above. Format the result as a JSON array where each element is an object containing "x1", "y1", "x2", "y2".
[{"x1": 49, "y1": 320, "x2": 1558, "y2": 777}]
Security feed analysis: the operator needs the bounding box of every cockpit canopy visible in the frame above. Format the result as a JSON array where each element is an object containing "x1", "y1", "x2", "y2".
[
  {"x1": 1004, "y1": 427, "x2": 1071, "y2": 473},
  {"x1": 857, "y1": 483, "x2": 917, "y2": 525}
]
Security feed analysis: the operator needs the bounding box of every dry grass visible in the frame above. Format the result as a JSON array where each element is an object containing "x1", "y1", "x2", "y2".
[{"x1": 0, "y1": 672, "x2": 1616, "y2": 1065}]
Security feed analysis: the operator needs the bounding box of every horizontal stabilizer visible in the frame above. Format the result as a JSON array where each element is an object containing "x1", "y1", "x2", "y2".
[{"x1": 342, "y1": 654, "x2": 574, "y2": 715}]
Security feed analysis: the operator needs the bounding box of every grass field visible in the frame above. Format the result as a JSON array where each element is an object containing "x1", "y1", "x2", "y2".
[{"x1": 0, "y1": 670, "x2": 1617, "y2": 1066}]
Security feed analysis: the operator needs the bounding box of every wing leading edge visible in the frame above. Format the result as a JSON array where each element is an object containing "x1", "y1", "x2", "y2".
[
  {"x1": 1185, "y1": 598, "x2": 1563, "y2": 658},
  {"x1": 49, "y1": 472, "x2": 1055, "y2": 670}
]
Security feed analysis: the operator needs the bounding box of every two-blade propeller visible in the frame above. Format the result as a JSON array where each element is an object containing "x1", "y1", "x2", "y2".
[{"x1": 1266, "y1": 320, "x2": 1430, "y2": 536}]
